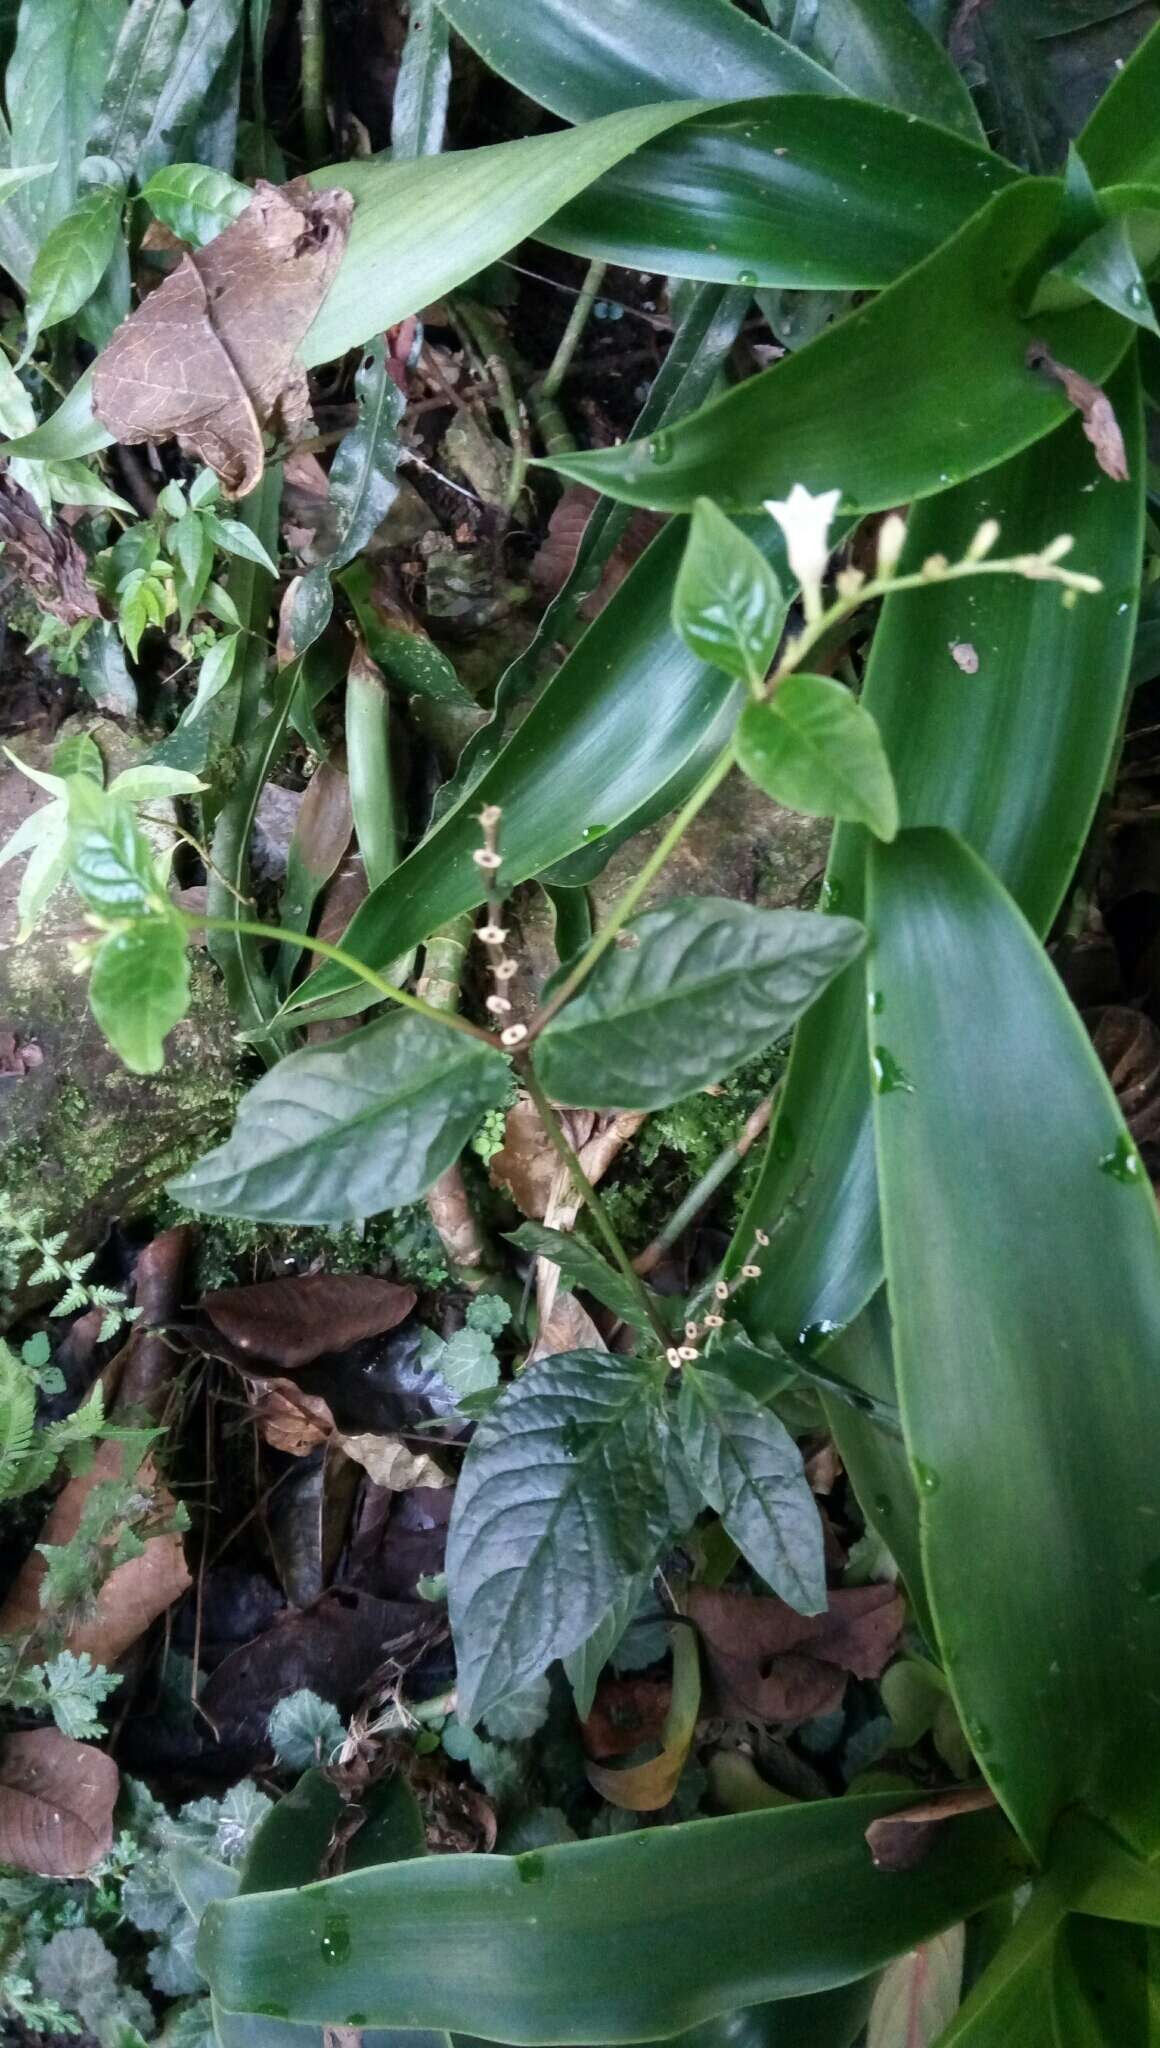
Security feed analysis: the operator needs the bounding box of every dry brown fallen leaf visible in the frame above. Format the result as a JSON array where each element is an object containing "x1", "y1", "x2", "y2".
[
  {"x1": 864, "y1": 1785, "x2": 998, "y2": 1872},
  {"x1": 0, "y1": 1729, "x2": 119, "y2": 1875},
  {"x1": 687, "y1": 1581, "x2": 904, "y2": 1726},
  {"x1": 336, "y1": 1432, "x2": 451, "y2": 1491},
  {"x1": 249, "y1": 1376, "x2": 336, "y2": 1454},
  {"x1": 201, "y1": 1271, "x2": 416, "y2": 1372},
  {"x1": 1025, "y1": 340, "x2": 1129, "y2": 482},
  {"x1": 92, "y1": 179, "x2": 352, "y2": 497},
  {"x1": 0, "y1": 468, "x2": 101, "y2": 624}
]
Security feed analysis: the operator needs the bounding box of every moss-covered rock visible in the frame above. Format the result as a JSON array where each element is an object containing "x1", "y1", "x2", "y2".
[{"x1": 0, "y1": 717, "x2": 239, "y2": 1255}]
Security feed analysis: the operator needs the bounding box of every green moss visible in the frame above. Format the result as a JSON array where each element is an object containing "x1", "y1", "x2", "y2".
[{"x1": 154, "y1": 1199, "x2": 450, "y2": 1296}]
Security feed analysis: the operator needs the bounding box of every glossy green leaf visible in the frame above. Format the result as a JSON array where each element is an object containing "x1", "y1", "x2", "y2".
[
  {"x1": 1035, "y1": 208, "x2": 1160, "y2": 335},
  {"x1": 736, "y1": 679, "x2": 899, "y2": 841},
  {"x1": 391, "y1": 0, "x2": 450, "y2": 159},
  {"x1": 1077, "y1": 19, "x2": 1160, "y2": 185},
  {"x1": 0, "y1": 365, "x2": 110, "y2": 462},
  {"x1": 198, "y1": 1796, "x2": 1027, "y2": 2039},
  {"x1": 677, "y1": 1365, "x2": 824, "y2": 1610},
  {"x1": 87, "y1": 0, "x2": 186, "y2": 179},
  {"x1": 0, "y1": 163, "x2": 58, "y2": 207},
  {"x1": 870, "y1": 828, "x2": 1160, "y2": 1859},
  {"x1": 674, "y1": 498, "x2": 783, "y2": 684},
  {"x1": 446, "y1": 1353, "x2": 670, "y2": 1725},
  {"x1": 434, "y1": 0, "x2": 836, "y2": 117},
  {"x1": 199, "y1": 513, "x2": 278, "y2": 572},
  {"x1": 301, "y1": 102, "x2": 754, "y2": 372},
  {"x1": 548, "y1": 181, "x2": 1131, "y2": 514},
  {"x1": 340, "y1": 559, "x2": 474, "y2": 705},
  {"x1": 20, "y1": 180, "x2": 124, "y2": 358},
  {"x1": 505, "y1": 1223, "x2": 655, "y2": 1331},
  {"x1": 787, "y1": 0, "x2": 982, "y2": 137},
  {"x1": 7, "y1": 0, "x2": 123, "y2": 248},
  {"x1": 562, "y1": 1570, "x2": 655, "y2": 1721},
  {"x1": 66, "y1": 781, "x2": 160, "y2": 917},
  {"x1": 239, "y1": 1770, "x2": 344, "y2": 1895},
  {"x1": 1051, "y1": 1917, "x2": 1149, "y2": 2047},
  {"x1": 283, "y1": 519, "x2": 759, "y2": 1022},
  {"x1": 660, "y1": 1981, "x2": 876, "y2": 2048},
  {"x1": 168, "y1": 1010, "x2": 512, "y2": 1225},
  {"x1": 738, "y1": 368, "x2": 1144, "y2": 1351},
  {"x1": 140, "y1": 159, "x2": 248, "y2": 244},
  {"x1": 89, "y1": 915, "x2": 191, "y2": 1073},
  {"x1": 138, "y1": 0, "x2": 245, "y2": 184},
  {"x1": 533, "y1": 898, "x2": 865, "y2": 1112},
  {"x1": 545, "y1": 99, "x2": 1012, "y2": 290},
  {"x1": 291, "y1": 335, "x2": 403, "y2": 654}
]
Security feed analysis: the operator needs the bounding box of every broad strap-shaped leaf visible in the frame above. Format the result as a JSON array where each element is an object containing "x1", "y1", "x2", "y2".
[
  {"x1": 505, "y1": 1223, "x2": 657, "y2": 1331},
  {"x1": 738, "y1": 366, "x2": 1145, "y2": 1351},
  {"x1": 674, "y1": 498, "x2": 783, "y2": 684},
  {"x1": 736, "y1": 678, "x2": 899, "y2": 842},
  {"x1": 548, "y1": 99, "x2": 1012, "y2": 291},
  {"x1": 446, "y1": 1352, "x2": 671, "y2": 1725},
  {"x1": 869, "y1": 828, "x2": 1160, "y2": 1860},
  {"x1": 7, "y1": 0, "x2": 123, "y2": 251},
  {"x1": 434, "y1": 0, "x2": 837, "y2": 117},
  {"x1": 391, "y1": 0, "x2": 450, "y2": 159},
  {"x1": 137, "y1": 0, "x2": 246, "y2": 184},
  {"x1": 533, "y1": 898, "x2": 864, "y2": 1112},
  {"x1": 167, "y1": 1011, "x2": 512, "y2": 1225},
  {"x1": 282, "y1": 519, "x2": 765, "y2": 1021},
  {"x1": 87, "y1": 0, "x2": 187, "y2": 181},
  {"x1": 792, "y1": 0, "x2": 982, "y2": 138},
  {"x1": 89, "y1": 916, "x2": 191, "y2": 1074},
  {"x1": 677, "y1": 1365, "x2": 825, "y2": 1612},
  {"x1": 1078, "y1": 19, "x2": 1160, "y2": 187},
  {"x1": 548, "y1": 181, "x2": 1131, "y2": 513},
  {"x1": 198, "y1": 1795, "x2": 1028, "y2": 2039}
]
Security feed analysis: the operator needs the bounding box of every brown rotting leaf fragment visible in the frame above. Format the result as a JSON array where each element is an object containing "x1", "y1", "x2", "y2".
[
  {"x1": 687, "y1": 1581, "x2": 904, "y2": 1726},
  {"x1": 1025, "y1": 341, "x2": 1129, "y2": 482},
  {"x1": 201, "y1": 1271, "x2": 415, "y2": 1372},
  {"x1": 0, "y1": 469, "x2": 100, "y2": 623},
  {"x1": 0, "y1": 1729, "x2": 118, "y2": 1875},
  {"x1": 93, "y1": 180, "x2": 352, "y2": 497},
  {"x1": 864, "y1": 1785, "x2": 998, "y2": 1871}
]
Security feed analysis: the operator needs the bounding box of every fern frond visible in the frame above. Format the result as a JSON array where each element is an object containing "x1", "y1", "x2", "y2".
[{"x1": 0, "y1": 1341, "x2": 37, "y2": 1500}]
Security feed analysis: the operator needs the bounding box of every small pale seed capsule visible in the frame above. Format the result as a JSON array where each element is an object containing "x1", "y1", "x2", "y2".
[
  {"x1": 666, "y1": 1347, "x2": 683, "y2": 1369},
  {"x1": 714, "y1": 1280, "x2": 730, "y2": 1301},
  {"x1": 704, "y1": 1313, "x2": 725, "y2": 1330},
  {"x1": 493, "y1": 958, "x2": 518, "y2": 981},
  {"x1": 500, "y1": 1022, "x2": 528, "y2": 1047},
  {"x1": 479, "y1": 804, "x2": 503, "y2": 828},
  {"x1": 965, "y1": 517, "x2": 1000, "y2": 561},
  {"x1": 472, "y1": 848, "x2": 502, "y2": 870},
  {"x1": 754, "y1": 1228, "x2": 770, "y2": 1247},
  {"x1": 476, "y1": 922, "x2": 508, "y2": 944},
  {"x1": 835, "y1": 566, "x2": 865, "y2": 601},
  {"x1": 741, "y1": 1264, "x2": 761, "y2": 1279},
  {"x1": 485, "y1": 994, "x2": 512, "y2": 1015},
  {"x1": 921, "y1": 552, "x2": 949, "y2": 580},
  {"x1": 1038, "y1": 533, "x2": 1075, "y2": 565},
  {"x1": 684, "y1": 1321, "x2": 700, "y2": 1340},
  {"x1": 677, "y1": 1345, "x2": 700, "y2": 1362},
  {"x1": 875, "y1": 512, "x2": 907, "y2": 579}
]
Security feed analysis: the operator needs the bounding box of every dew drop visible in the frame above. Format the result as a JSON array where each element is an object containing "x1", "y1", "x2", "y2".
[
  {"x1": 873, "y1": 1491, "x2": 894, "y2": 1520},
  {"x1": 319, "y1": 1914, "x2": 351, "y2": 1967},
  {"x1": 797, "y1": 1318, "x2": 840, "y2": 1355},
  {"x1": 871, "y1": 1045, "x2": 914, "y2": 1095},
  {"x1": 1099, "y1": 1133, "x2": 1140, "y2": 1183},
  {"x1": 649, "y1": 431, "x2": 674, "y2": 465},
  {"x1": 346, "y1": 2018, "x2": 368, "y2": 2030},
  {"x1": 736, "y1": 269, "x2": 758, "y2": 287},
  {"x1": 823, "y1": 878, "x2": 845, "y2": 912},
  {"x1": 518, "y1": 1853, "x2": 546, "y2": 1884},
  {"x1": 867, "y1": 988, "x2": 885, "y2": 1015},
  {"x1": 913, "y1": 1460, "x2": 940, "y2": 1495}
]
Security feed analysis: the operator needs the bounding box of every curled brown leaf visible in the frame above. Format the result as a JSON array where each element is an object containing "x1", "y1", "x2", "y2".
[
  {"x1": 202, "y1": 1271, "x2": 416, "y2": 1372},
  {"x1": 687, "y1": 1581, "x2": 904, "y2": 1726},
  {"x1": 1026, "y1": 341, "x2": 1129, "y2": 482},
  {"x1": 0, "y1": 1729, "x2": 118, "y2": 1875}
]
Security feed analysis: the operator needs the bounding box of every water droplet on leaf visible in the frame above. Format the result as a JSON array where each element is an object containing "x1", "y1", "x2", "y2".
[
  {"x1": 913, "y1": 1460, "x2": 940, "y2": 1495},
  {"x1": 1099, "y1": 1134, "x2": 1140, "y2": 1182},
  {"x1": 871, "y1": 1045, "x2": 914, "y2": 1095},
  {"x1": 649, "y1": 432, "x2": 674, "y2": 465},
  {"x1": 319, "y1": 1914, "x2": 351, "y2": 1966}
]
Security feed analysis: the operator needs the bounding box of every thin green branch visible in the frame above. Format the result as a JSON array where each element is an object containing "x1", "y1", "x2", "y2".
[{"x1": 541, "y1": 258, "x2": 607, "y2": 402}]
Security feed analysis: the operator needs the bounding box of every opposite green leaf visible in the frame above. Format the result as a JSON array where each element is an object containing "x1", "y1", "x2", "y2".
[
  {"x1": 677, "y1": 1365, "x2": 825, "y2": 1612},
  {"x1": 446, "y1": 1353, "x2": 671, "y2": 1725},
  {"x1": 505, "y1": 1223, "x2": 656, "y2": 1331},
  {"x1": 66, "y1": 781, "x2": 162, "y2": 918},
  {"x1": 674, "y1": 498, "x2": 783, "y2": 685},
  {"x1": 198, "y1": 1796, "x2": 1027, "y2": 2039},
  {"x1": 869, "y1": 828, "x2": 1160, "y2": 1861},
  {"x1": 20, "y1": 180, "x2": 124, "y2": 360},
  {"x1": 534, "y1": 898, "x2": 864, "y2": 1112},
  {"x1": 736, "y1": 678, "x2": 899, "y2": 842},
  {"x1": 140, "y1": 160, "x2": 249, "y2": 245},
  {"x1": 89, "y1": 916, "x2": 191, "y2": 1073},
  {"x1": 168, "y1": 1010, "x2": 511, "y2": 1224}
]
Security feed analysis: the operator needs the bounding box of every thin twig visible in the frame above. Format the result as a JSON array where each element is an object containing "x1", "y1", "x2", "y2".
[
  {"x1": 541, "y1": 258, "x2": 607, "y2": 401},
  {"x1": 300, "y1": 0, "x2": 328, "y2": 161},
  {"x1": 634, "y1": 1095, "x2": 774, "y2": 1277}
]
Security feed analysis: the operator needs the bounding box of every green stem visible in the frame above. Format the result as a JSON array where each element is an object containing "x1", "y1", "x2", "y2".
[
  {"x1": 518, "y1": 1056, "x2": 669, "y2": 1349},
  {"x1": 527, "y1": 743, "x2": 736, "y2": 1039},
  {"x1": 453, "y1": 298, "x2": 530, "y2": 511},
  {"x1": 634, "y1": 1094, "x2": 773, "y2": 1277},
  {"x1": 179, "y1": 912, "x2": 497, "y2": 1046},
  {"x1": 300, "y1": 0, "x2": 327, "y2": 161},
  {"x1": 540, "y1": 258, "x2": 607, "y2": 402}
]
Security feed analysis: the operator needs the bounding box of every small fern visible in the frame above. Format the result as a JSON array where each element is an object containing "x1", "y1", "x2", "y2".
[{"x1": 0, "y1": 1338, "x2": 37, "y2": 1497}]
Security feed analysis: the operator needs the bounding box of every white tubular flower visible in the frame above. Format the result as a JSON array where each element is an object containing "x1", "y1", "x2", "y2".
[{"x1": 764, "y1": 484, "x2": 842, "y2": 623}]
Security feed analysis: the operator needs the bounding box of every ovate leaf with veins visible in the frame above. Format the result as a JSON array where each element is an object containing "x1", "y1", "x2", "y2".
[
  {"x1": 89, "y1": 917, "x2": 192, "y2": 1074},
  {"x1": 736, "y1": 677, "x2": 899, "y2": 841},
  {"x1": 673, "y1": 497, "x2": 784, "y2": 685},
  {"x1": 677, "y1": 1365, "x2": 825, "y2": 1613},
  {"x1": 169, "y1": 1010, "x2": 512, "y2": 1224},
  {"x1": 533, "y1": 897, "x2": 865, "y2": 1110},
  {"x1": 447, "y1": 1353, "x2": 671, "y2": 1724}
]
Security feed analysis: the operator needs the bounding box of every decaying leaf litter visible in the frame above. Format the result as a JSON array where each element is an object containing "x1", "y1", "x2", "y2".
[{"x1": 0, "y1": 2, "x2": 1159, "y2": 2045}]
